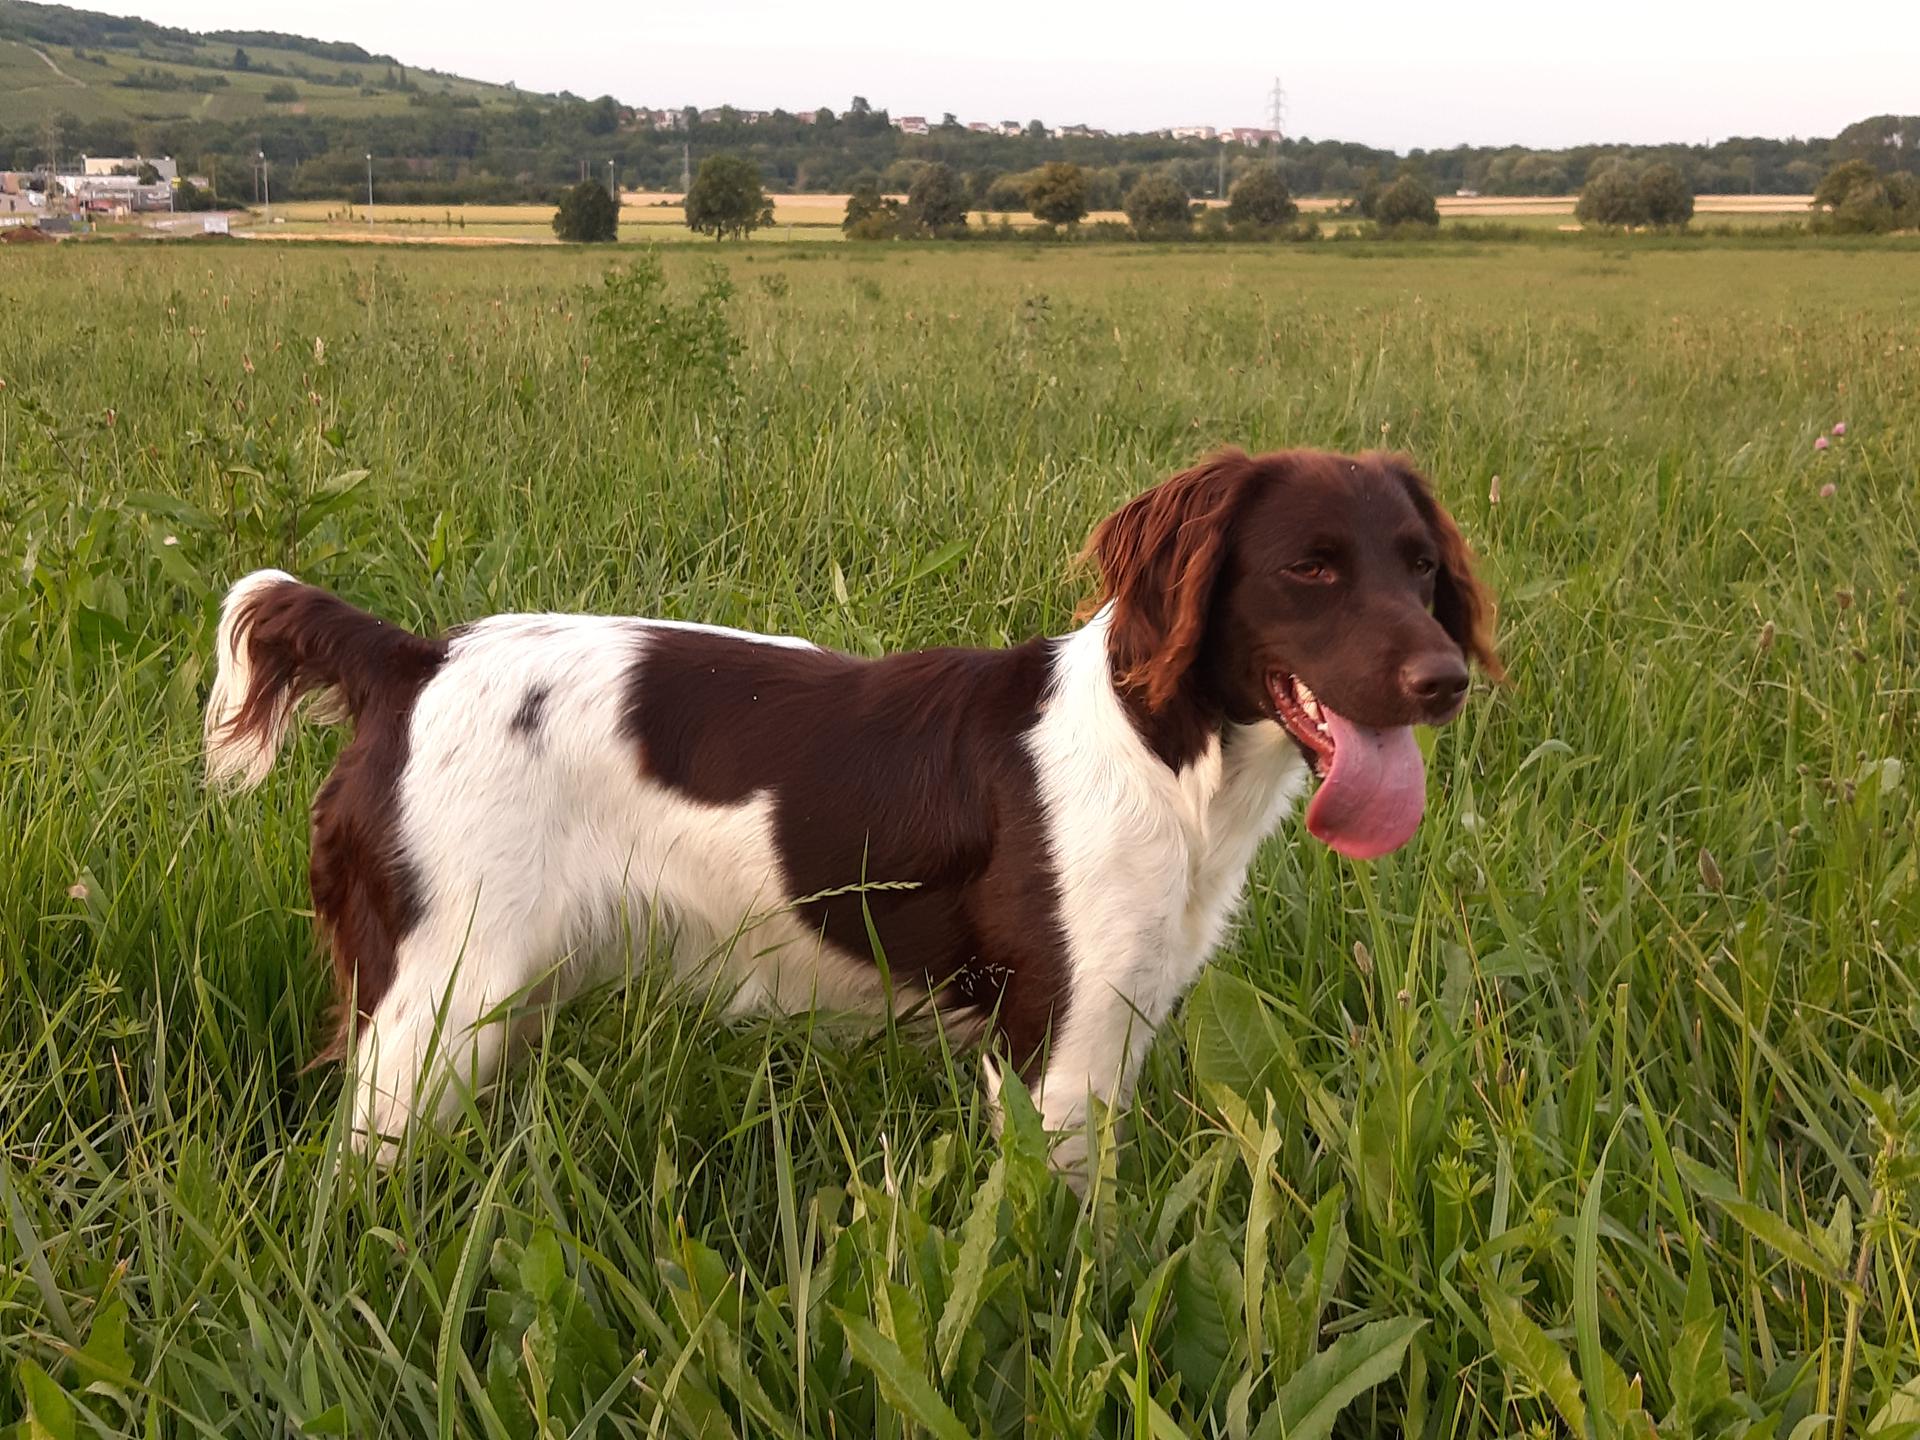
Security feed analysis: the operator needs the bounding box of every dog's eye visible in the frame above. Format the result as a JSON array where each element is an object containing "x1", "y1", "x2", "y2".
[
  {"x1": 1412, "y1": 556, "x2": 1437, "y2": 577},
  {"x1": 1287, "y1": 561, "x2": 1334, "y2": 583}
]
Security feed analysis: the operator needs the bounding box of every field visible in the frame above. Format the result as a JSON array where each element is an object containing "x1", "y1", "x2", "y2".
[
  {"x1": 221, "y1": 193, "x2": 1817, "y2": 244},
  {"x1": 2, "y1": 238, "x2": 1918, "y2": 1437}
]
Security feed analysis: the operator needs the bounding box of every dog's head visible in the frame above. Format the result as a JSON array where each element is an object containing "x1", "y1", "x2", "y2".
[{"x1": 1082, "y1": 448, "x2": 1501, "y2": 858}]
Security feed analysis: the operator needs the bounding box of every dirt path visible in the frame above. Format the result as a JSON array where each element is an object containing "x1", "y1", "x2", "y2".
[{"x1": 18, "y1": 42, "x2": 85, "y2": 85}]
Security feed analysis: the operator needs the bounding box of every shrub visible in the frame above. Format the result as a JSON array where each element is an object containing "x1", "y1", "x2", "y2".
[
  {"x1": 1027, "y1": 163, "x2": 1089, "y2": 228},
  {"x1": 1226, "y1": 167, "x2": 1298, "y2": 228},
  {"x1": 1123, "y1": 173, "x2": 1191, "y2": 237},
  {"x1": 552, "y1": 180, "x2": 618, "y2": 242},
  {"x1": 906, "y1": 162, "x2": 969, "y2": 231},
  {"x1": 1638, "y1": 163, "x2": 1694, "y2": 227},
  {"x1": 1374, "y1": 174, "x2": 1439, "y2": 227},
  {"x1": 1576, "y1": 166, "x2": 1647, "y2": 227}
]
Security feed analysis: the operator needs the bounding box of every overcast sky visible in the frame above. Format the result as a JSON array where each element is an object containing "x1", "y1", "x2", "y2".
[{"x1": 118, "y1": 0, "x2": 1916, "y2": 150}]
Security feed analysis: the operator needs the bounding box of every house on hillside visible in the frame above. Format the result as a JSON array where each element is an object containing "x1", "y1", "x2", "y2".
[
  {"x1": 1171, "y1": 125, "x2": 1217, "y2": 141},
  {"x1": 967, "y1": 121, "x2": 995, "y2": 133},
  {"x1": 1227, "y1": 127, "x2": 1281, "y2": 146},
  {"x1": 893, "y1": 115, "x2": 929, "y2": 135},
  {"x1": 998, "y1": 121, "x2": 1023, "y2": 136}
]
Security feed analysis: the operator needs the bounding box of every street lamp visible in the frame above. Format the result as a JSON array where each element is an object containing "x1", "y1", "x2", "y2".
[
  {"x1": 606, "y1": 158, "x2": 615, "y2": 199},
  {"x1": 258, "y1": 149, "x2": 270, "y2": 218},
  {"x1": 366, "y1": 152, "x2": 373, "y2": 221}
]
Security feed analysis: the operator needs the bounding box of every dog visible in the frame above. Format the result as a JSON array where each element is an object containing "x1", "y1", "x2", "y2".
[{"x1": 205, "y1": 448, "x2": 1498, "y2": 1167}]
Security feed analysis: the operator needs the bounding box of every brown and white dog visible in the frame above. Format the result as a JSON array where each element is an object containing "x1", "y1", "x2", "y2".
[{"x1": 205, "y1": 448, "x2": 1498, "y2": 1166}]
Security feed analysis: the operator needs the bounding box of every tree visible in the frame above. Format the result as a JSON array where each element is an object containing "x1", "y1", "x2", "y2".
[
  {"x1": 1027, "y1": 162, "x2": 1089, "y2": 227},
  {"x1": 1575, "y1": 165, "x2": 1647, "y2": 226},
  {"x1": 136, "y1": 161, "x2": 161, "y2": 185},
  {"x1": 684, "y1": 153, "x2": 773, "y2": 240},
  {"x1": 1226, "y1": 166, "x2": 1297, "y2": 227},
  {"x1": 173, "y1": 177, "x2": 220, "y2": 211},
  {"x1": 1638, "y1": 162, "x2": 1694, "y2": 226},
  {"x1": 1812, "y1": 158, "x2": 1880, "y2": 211},
  {"x1": 906, "y1": 161, "x2": 969, "y2": 230},
  {"x1": 232, "y1": 46, "x2": 249, "y2": 70},
  {"x1": 552, "y1": 178, "x2": 618, "y2": 242},
  {"x1": 1374, "y1": 173, "x2": 1439, "y2": 227},
  {"x1": 1124, "y1": 172, "x2": 1191, "y2": 235},
  {"x1": 842, "y1": 177, "x2": 900, "y2": 238}
]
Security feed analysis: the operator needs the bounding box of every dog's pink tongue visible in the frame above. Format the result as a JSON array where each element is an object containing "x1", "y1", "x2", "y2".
[{"x1": 1305, "y1": 710, "x2": 1426, "y2": 860}]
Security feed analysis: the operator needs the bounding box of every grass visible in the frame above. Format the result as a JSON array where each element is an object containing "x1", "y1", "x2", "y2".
[{"x1": 1, "y1": 238, "x2": 1917, "y2": 1438}]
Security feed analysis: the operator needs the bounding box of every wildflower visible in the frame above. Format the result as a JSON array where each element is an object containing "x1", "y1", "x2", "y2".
[
  {"x1": 1814, "y1": 436, "x2": 1829, "y2": 451},
  {"x1": 163, "y1": 535, "x2": 178, "y2": 546},
  {"x1": 1836, "y1": 589, "x2": 1854, "y2": 610},
  {"x1": 68, "y1": 881, "x2": 89, "y2": 901},
  {"x1": 313, "y1": 336, "x2": 326, "y2": 365},
  {"x1": 1832, "y1": 421, "x2": 1847, "y2": 436},
  {"x1": 242, "y1": 353, "x2": 254, "y2": 374},
  {"x1": 1758, "y1": 620, "x2": 1775, "y2": 650},
  {"x1": 1489, "y1": 474, "x2": 1501, "y2": 505},
  {"x1": 1820, "y1": 483, "x2": 1837, "y2": 498},
  {"x1": 1352, "y1": 940, "x2": 1373, "y2": 977}
]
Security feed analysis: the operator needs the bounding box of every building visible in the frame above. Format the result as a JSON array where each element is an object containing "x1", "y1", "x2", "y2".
[
  {"x1": 1171, "y1": 126, "x2": 1218, "y2": 141},
  {"x1": 967, "y1": 121, "x2": 995, "y2": 133},
  {"x1": 82, "y1": 154, "x2": 178, "y2": 182},
  {"x1": 53, "y1": 173, "x2": 174, "y2": 212},
  {"x1": 1227, "y1": 127, "x2": 1282, "y2": 146},
  {"x1": 893, "y1": 115, "x2": 929, "y2": 135},
  {"x1": 0, "y1": 190, "x2": 42, "y2": 225},
  {"x1": 999, "y1": 121, "x2": 1023, "y2": 136}
]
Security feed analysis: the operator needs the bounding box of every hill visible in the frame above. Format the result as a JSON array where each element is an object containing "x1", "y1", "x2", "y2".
[
  {"x1": 0, "y1": 0, "x2": 534, "y2": 131},
  {"x1": 1, "y1": 1, "x2": 1913, "y2": 208}
]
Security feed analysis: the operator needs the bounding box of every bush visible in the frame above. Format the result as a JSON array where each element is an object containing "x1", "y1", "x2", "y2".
[
  {"x1": 552, "y1": 180, "x2": 618, "y2": 242},
  {"x1": 684, "y1": 153, "x2": 773, "y2": 240},
  {"x1": 1123, "y1": 173, "x2": 1191, "y2": 236},
  {"x1": 1374, "y1": 174, "x2": 1439, "y2": 227},
  {"x1": 1812, "y1": 159, "x2": 1919, "y2": 232},
  {"x1": 984, "y1": 174, "x2": 1031, "y2": 212},
  {"x1": 1226, "y1": 167, "x2": 1298, "y2": 228},
  {"x1": 263, "y1": 81, "x2": 299, "y2": 103},
  {"x1": 1638, "y1": 163, "x2": 1694, "y2": 227},
  {"x1": 588, "y1": 252, "x2": 740, "y2": 399},
  {"x1": 1576, "y1": 166, "x2": 1647, "y2": 227},
  {"x1": 906, "y1": 162, "x2": 969, "y2": 230},
  {"x1": 1027, "y1": 163, "x2": 1089, "y2": 228}
]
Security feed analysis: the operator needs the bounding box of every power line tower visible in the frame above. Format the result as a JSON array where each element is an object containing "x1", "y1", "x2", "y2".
[{"x1": 1266, "y1": 76, "x2": 1286, "y2": 143}]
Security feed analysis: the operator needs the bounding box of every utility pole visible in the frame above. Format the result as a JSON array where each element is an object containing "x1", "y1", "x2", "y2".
[
  {"x1": 1217, "y1": 146, "x2": 1225, "y2": 199},
  {"x1": 1266, "y1": 76, "x2": 1286, "y2": 143},
  {"x1": 681, "y1": 142, "x2": 691, "y2": 194},
  {"x1": 366, "y1": 152, "x2": 373, "y2": 220},
  {"x1": 259, "y1": 150, "x2": 270, "y2": 218},
  {"x1": 606, "y1": 158, "x2": 615, "y2": 199}
]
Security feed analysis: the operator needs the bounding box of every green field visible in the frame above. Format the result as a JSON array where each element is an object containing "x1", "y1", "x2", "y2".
[{"x1": 2, "y1": 239, "x2": 1917, "y2": 1437}]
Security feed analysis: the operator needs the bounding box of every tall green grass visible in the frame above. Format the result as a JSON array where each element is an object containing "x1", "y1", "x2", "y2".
[{"x1": 1, "y1": 239, "x2": 1916, "y2": 1437}]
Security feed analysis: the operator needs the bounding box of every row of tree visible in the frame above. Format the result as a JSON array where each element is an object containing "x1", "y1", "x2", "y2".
[
  {"x1": 3, "y1": 83, "x2": 1914, "y2": 207},
  {"x1": 552, "y1": 151, "x2": 1918, "y2": 244}
]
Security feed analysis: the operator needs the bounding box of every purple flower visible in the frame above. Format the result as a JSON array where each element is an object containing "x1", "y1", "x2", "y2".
[
  {"x1": 1814, "y1": 436, "x2": 1830, "y2": 451},
  {"x1": 1832, "y1": 422, "x2": 1847, "y2": 436}
]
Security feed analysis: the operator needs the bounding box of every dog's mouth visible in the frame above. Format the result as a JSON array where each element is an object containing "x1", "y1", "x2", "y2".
[
  {"x1": 1267, "y1": 671, "x2": 1336, "y2": 776},
  {"x1": 1265, "y1": 670, "x2": 1429, "y2": 861}
]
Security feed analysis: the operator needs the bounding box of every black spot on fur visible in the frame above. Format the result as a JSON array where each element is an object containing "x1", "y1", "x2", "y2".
[{"x1": 509, "y1": 685, "x2": 549, "y2": 742}]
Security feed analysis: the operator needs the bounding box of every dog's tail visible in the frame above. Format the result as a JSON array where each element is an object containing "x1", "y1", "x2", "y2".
[{"x1": 205, "y1": 570, "x2": 445, "y2": 791}]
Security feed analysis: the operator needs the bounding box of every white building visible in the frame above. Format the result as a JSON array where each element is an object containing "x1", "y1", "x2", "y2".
[
  {"x1": 894, "y1": 115, "x2": 929, "y2": 135},
  {"x1": 82, "y1": 155, "x2": 178, "y2": 182}
]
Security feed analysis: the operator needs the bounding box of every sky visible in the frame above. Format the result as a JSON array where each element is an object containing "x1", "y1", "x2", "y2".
[{"x1": 116, "y1": 0, "x2": 1917, "y2": 151}]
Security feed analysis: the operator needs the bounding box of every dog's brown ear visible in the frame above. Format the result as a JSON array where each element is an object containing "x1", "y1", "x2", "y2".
[
  {"x1": 1386, "y1": 457, "x2": 1504, "y2": 681},
  {"x1": 1080, "y1": 450, "x2": 1258, "y2": 710}
]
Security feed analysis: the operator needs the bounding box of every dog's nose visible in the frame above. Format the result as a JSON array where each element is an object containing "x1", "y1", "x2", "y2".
[{"x1": 1401, "y1": 652, "x2": 1469, "y2": 717}]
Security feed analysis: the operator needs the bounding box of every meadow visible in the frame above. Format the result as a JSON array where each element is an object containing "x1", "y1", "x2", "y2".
[{"x1": 1, "y1": 236, "x2": 1917, "y2": 1438}]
